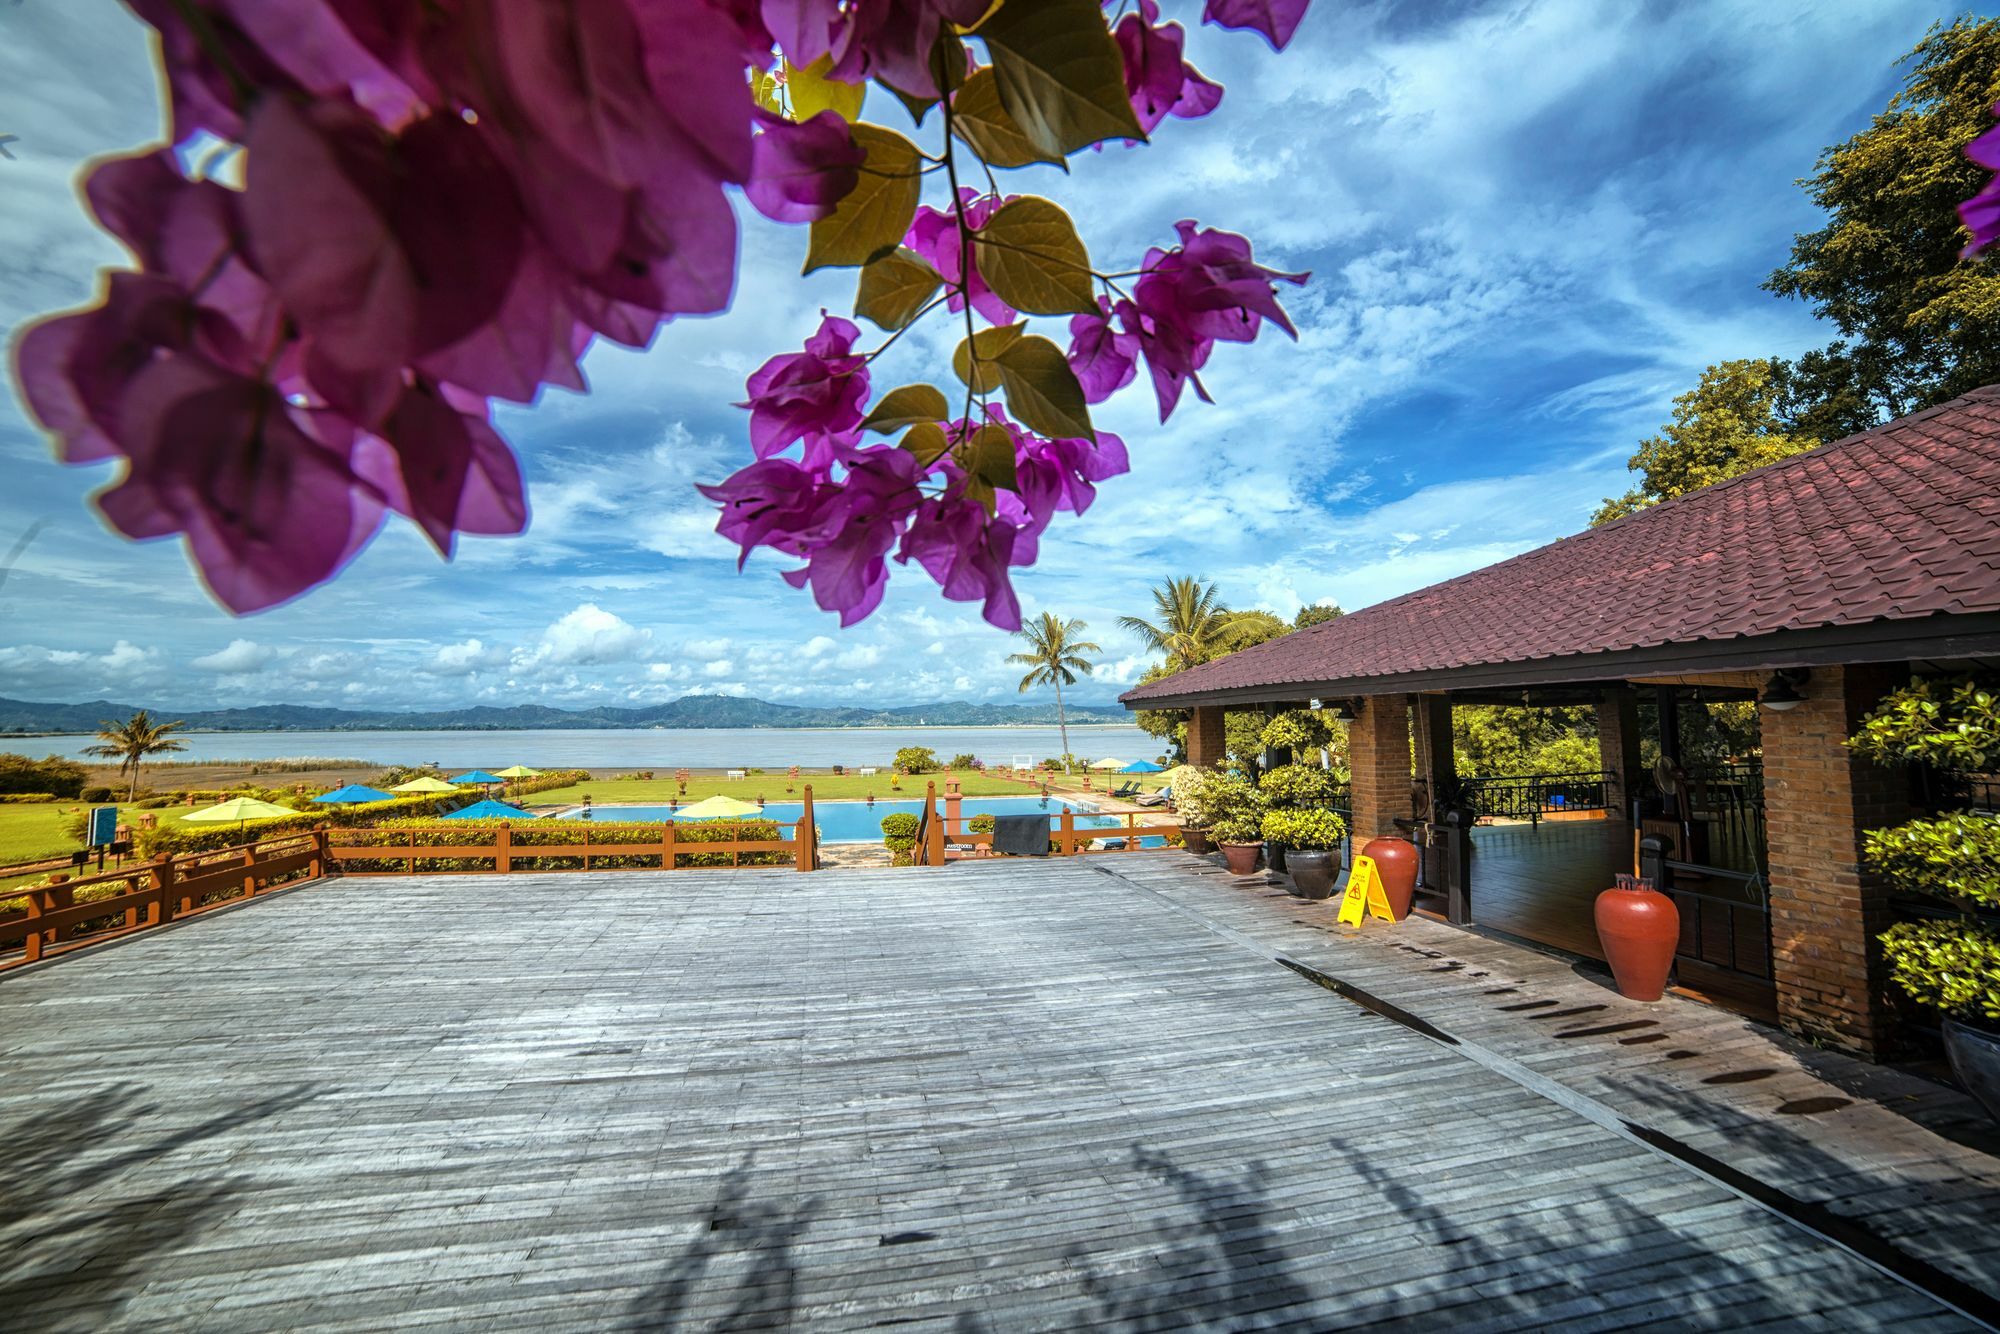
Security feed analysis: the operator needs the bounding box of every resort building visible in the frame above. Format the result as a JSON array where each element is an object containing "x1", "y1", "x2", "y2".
[{"x1": 1122, "y1": 386, "x2": 2000, "y2": 1059}]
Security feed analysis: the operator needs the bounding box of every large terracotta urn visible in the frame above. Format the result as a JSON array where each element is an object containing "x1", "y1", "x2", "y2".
[
  {"x1": 1220, "y1": 842, "x2": 1262, "y2": 876},
  {"x1": 1594, "y1": 877, "x2": 1680, "y2": 1001},
  {"x1": 1361, "y1": 837, "x2": 1419, "y2": 920}
]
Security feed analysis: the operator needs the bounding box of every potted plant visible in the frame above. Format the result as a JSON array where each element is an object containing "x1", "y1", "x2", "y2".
[
  {"x1": 1169, "y1": 766, "x2": 1220, "y2": 853},
  {"x1": 1205, "y1": 775, "x2": 1266, "y2": 876},
  {"x1": 1851, "y1": 675, "x2": 2000, "y2": 1120},
  {"x1": 1258, "y1": 763, "x2": 1335, "y2": 878},
  {"x1": 1262, "y1": 807, "x2": 1346, "y2": 899}
]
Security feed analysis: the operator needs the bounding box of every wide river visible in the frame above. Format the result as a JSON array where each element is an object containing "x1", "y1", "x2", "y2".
[{"x1": 25, "y1": 724, "x2": 1157, "y2": 770}]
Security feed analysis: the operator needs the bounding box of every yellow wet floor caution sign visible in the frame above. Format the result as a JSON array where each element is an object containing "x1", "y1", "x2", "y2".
[{"x1": 1336, "y1": 854, "x2": 1398, "y2": 927}]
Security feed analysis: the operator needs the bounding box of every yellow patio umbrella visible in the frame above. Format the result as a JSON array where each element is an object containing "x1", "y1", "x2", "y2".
[
  {"x1": 390, "y1": 776, "x2": 458, "y2": 793},
  {"x1": 493, "y1": 765, "x2": 541, "y2": 778},
  {"x1": 182, "y1": 797, "x2": 297, "y2": 831},
  {"x1": 1089, "y1": 757, "x2": 1126, "y2": 770},
  {"x1": 674, "y1": 795, "x2": 763, "y2": 820}
]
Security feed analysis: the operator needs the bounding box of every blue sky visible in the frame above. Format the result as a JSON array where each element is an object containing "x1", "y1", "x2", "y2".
[{"x1": 0, "y1": 0, "x2": 1974, "y2": 713}]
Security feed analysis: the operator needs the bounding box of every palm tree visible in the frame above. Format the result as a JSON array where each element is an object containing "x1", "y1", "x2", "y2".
[
  {"x1": 1008, "y1": 613, "x2": 1101, "y2": 772},
  {"x1": 84, "y1": 709, "x2": 188, "y2": 801},
  {"x1": 1118, "y1": 577, "x2": 1279, "y2": 672}
]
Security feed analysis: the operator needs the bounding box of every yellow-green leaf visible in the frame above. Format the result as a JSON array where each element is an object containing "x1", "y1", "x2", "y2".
[
  {"x1": 995, "y1": 335, "x2": 1093, "y2": 440},
  {"x1": 973, "y1": 196, "x2": 1095, "y2": 315},
  {"x1": 963, "y1": 422, "x2": 1018, "y2": 491},
  {"x1": 855, "y1": 247, "x2": 943, "y2": 331},
  {"x1": 978, "y1": 0, "x2": 1145, "y2": 159},
  {"x1": 950, "y1": 66, "x2": 1065, "y2": 170},
  {"x1": 751, "y1": 68, "x2": 786, "y2": 116},
  {"x1": 952, "y1": 322, "x2": 1025, "y2": 393},
  {"x1": 900, "y1": 421, "x2": 951, "y2": 466},
  {"x1": 788, "y1": 55, "x2": 865, "y2": 122},
  {"x1": 864, "y1": 384, "x2": 952, "y2": 433},
  {"x1": 805, "y1": 124, "x2": 923, "y2": 273}
]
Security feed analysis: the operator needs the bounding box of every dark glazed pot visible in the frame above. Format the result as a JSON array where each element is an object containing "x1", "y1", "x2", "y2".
[
  {"x1": 1264, "y1": 841, "x2": 1288, "y2": 875},
  {"x1": 1361, "y1": 837, "x2": 1419, "y2": 920},
  {"x1": 1288, "y1": 850, "x2": 1336, "y2": 899},
  {"x1": 1594, "y1": 882, "x2": 1680, "y2": 1001},
  {"x1": 1944, "y1": 1018, "x2": 2000, "y2": 1123},
  {"x1": 1221, "y1": 842, "x2": 1262, "y2": 876},
  {"x1": 1181, "y1": 826, "x2": 1210, "y2": 855}
]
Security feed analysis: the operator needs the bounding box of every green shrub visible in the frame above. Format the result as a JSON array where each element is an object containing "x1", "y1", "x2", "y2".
[
  {"x1": 967, "y1": 814, "x2": 995, "y2": 835},
  {"x1": 1260, "y1": 709, "x2": 1332, "y2": 756},
  {"x1": 139, "y1": 790, "x2": 473, "y2": 856},
  {"x1": 1169, "y1": 766, "x2": 1219, "y2": 827},
  {"x1": 1864, "y1": 811, "x2": 2000, "y2": 908},
  {"x1": 893, "y1": 746, "x2": 939, "y2": 774},
  {"x1": 880, "y1": 811, "x2": 919, "y2": 854},
  {"x1": 82, "y1": 786, "x2": 115, "y2": 803},
  {"x1": 1258, "y1": 763, "x2": 1335, "y2": 807},
  {"x1": 1204, "y1": 775, "x2": 1266, "y2": 844},
  {"x1": 350, "y1": 817, "x2": 789, "y2": 870},
  {"x1": 949, "y1": 753, "x2": 979, "y2": 769},
  {"x1": 1261, "y1": 807, "x2": 1346, "y2": 850},
  {"x1": 1881, "y1": 920, "x2": 2000, "y2": 1024},
  {"x1": 1851, "y1": 675, "x2": 2000, "y2": 770},
  {"x1": 0, "y1": 753, "x2": 87, "y2": 799},
  {"x1": 0, "y1": 793, "x2": 57, "y2": 804}
]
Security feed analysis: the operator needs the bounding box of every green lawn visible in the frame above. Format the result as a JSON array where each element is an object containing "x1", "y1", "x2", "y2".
[
  {"x1": 525, "y1": 769, "x2": 1069, "y2": 808},
  {"x1": 0, "y1": 801, "x2": 212, "y2": 867}
]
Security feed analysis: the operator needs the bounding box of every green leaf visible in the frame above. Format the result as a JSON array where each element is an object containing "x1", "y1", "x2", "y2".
[
  {"x1": 995, "y1": 335, "x2": 1093, "y2": 440},
  {"x1": 804, "y1": 124, "x2": 923, "y2": 273},
  {"x1": 963, "y1": 422, "x2": 1018, "y2": 492},
  {"x1": 950, "y1": 66, "x2": 1066, "y2": 170},
  {"x1": 751, "y1": 68, "x2": 786, "y2": 116},
  {"x1": 900, "y1": 421, "x2": 951, "y2": 467},
  {"x1": 952, "y1": 322, "x2": 1025, "y2": 393},
  {"x1": 864, "y1": 384, "x2": 952, "y2": 433},
  {"x1": 973, "y1": 196, "x2": 1095, "y2": 315},
  {"x1": 977, "y1": 0, "x2": 1146, "y2": 159},
  {"x1": 854, "y1": 247, "x2": 943, "y2": 331},
  {"x1": 787, "y1": 55, "x2": 865, "y2": 122}
]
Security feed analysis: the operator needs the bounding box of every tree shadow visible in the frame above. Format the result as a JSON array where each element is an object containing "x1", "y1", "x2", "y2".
[
  {"x1": 623, "y1": 1152, "x2": 822, "y2": 1331},
  {"x1": 1064, "y1": 1144, "x2": 1315, "y2": 1329},
  {"x1": 0, "y1": 1081, "x2": 316, "y2": 1324}
]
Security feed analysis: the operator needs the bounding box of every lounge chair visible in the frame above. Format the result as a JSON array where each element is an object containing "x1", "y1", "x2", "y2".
[
  {"x1": 1110, "y1": 782, "x2": 1141, "y2": 798},
  {"x1": 1133, "y1": 785, "x2": 1172, "y2": 807}
]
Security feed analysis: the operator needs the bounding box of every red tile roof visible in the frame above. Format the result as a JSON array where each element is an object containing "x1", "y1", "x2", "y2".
[{"x1": 1122, "y1": 386, "x2": 2000, "y2": 706}]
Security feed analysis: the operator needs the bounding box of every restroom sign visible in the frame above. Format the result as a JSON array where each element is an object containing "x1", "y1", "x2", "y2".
[{"x1": 1336, "y1": 854, "x2": 1396, "y2": 927}]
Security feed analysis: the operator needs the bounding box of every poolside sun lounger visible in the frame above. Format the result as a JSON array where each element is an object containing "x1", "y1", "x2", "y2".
[{"x1": 1133, "y1": 785, "x2": 1173, "y2": 807}]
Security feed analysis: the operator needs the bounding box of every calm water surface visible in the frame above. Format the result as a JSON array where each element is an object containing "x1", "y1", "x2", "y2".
[{"x1": 26, "y1": 724, "x2": 1155, "y2": 770}]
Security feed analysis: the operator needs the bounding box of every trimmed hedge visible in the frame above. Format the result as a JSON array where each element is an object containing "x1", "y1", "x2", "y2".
[
  {"x1": 1882, "y1": 919, "x2": 2000, "y2": 1024},
  {"x1": 880, "y1": 812, "x2": 919, "y2": 855},
  {"x1": 0, "y1": 793, "x2": 57, "y2": 804},
  {"x1": 138, "y1": 790, "x2": 469, "y2": 856},
  {"x1": 335, "y1": 817, "x2": 790, "y2": 872}
]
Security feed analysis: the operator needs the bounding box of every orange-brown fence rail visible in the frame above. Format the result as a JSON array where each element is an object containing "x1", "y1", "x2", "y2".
[
  {"x1": 0, "y1": 827, "x2": 329, "y2": 972},
  {"x1": 915, "y1": 782, "x2": 1181, "y2": 864}
]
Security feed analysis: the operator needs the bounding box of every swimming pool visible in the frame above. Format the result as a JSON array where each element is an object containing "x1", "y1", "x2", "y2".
[{"x1": 552, "y1": 796, "x2": 1161, "y2": 845}]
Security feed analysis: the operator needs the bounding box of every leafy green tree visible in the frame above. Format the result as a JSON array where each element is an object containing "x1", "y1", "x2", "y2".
[
  {"x1": 1119, "y1": 577, "x2": 1275, "y2": 672},
  {"x1": 1008, "y1": 613, "x2": 1101, "y2": 774},
  {"x1": 1592, "y1": 360, "x2": 1819, "y2": 525},
  {"x1": 83, "y1": 709, "x2": 187, "y2": 801},
  {"x1": 1293, "y1": 603, "x2": 1344, "y2": 630},
  {"x1": 1452, "y1": 705, "x2": 1597, "y2": 779},
  {"x1": 1765, "y1": 17, "x2": 2000, "y2": 434},
  {"x1": 892, "y1": 746, "x2": 939, "y2": 774}
]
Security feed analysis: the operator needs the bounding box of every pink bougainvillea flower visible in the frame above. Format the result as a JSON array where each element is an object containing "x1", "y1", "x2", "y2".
[
  {"x1": 778, "y1": 444, "x2": 923, "y2": 624},
  {"x1": 1961, "y1": 106, "x2": 2000, "y2": 258},
  {"x1": 1138, "y1": 219, "x2": 1310, "y2": 344},
  {"x1": 900, "y1": 493, "x2": 1022, "y2": 630},
  {"x1": 1201, "y1": 0, "x2": 1312, "y2": 51},
  {"x1": 746, "y1": 108, "x2": 865, "y2": 223},
  {"x1": 764, "y1": 0, "x2": 988, "y2": 96},
  {"x1": 905, "y1": 190, "x2": 1015, "y2": 326},
  {"x1": 1115, "y1": 1, "x2": 1224, "y2": 135},
  {"x1": 1066, "y1": 298, "x2": 1141, "y2": 403},
  {"x1": 1115, "y1": 296, "x2": 1214, "y2": 421},
  {"x1": 738, "y1": 313, "x2": 871, "y2": 457}
]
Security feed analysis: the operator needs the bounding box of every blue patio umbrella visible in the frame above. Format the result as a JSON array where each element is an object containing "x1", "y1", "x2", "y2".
[
  {"x1": 449, "y1": 769, "x2": 504, "y2": 785},
  {"x1": 312, "y1": 784, "x2": 394, "y2": 804},
  {"x1": 443, "y1": 799, "x2": 530, "y2": 820},
  {"x1": 1121, "y1": 760, "x2": 1165, "y2": 773}
]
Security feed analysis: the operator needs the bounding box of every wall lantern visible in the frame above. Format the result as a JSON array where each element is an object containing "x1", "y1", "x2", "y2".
[
  {"x1": 1327, "y1": 699, "x2": 1357, "y2": 721},
  {"x1": 1760, "y1": 668, "x2": 1811, "y2": 712}
]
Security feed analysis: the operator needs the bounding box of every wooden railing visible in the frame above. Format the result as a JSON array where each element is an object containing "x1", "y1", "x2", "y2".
[
  {"x1": 0, "y1": 828, "x2": 330, "y2": 971},
  {"x1": 915, "y1": 782, "x2": 1181, "y2": 864}
]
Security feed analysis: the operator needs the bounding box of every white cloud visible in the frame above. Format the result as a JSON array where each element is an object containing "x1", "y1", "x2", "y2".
[
  {"x1": 701, "y1": 659, "x2": 734, "y2": 678},
  {"x1": 523, "y1": 603, "x2": 654, "y2": 667},
  {"x1": 429, "y1": 638, "x2": 509, "y2": 676},
  {"x1": 191, "y1": 638, "x2": 276, "y2": 675}
]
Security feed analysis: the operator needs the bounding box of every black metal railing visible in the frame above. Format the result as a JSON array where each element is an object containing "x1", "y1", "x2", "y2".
[{"x1": 1459, "y1": 771, "x2": 1612, "y2": 824}]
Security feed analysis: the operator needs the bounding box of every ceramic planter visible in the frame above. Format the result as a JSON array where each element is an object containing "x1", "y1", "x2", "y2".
[
  {"x1": 1360, "y1": 837, "x2": 1419, "y2": 920},
  {"x1": 1181, "y1": 826, "x2": 1210, "y2": 854},
  {"x1": 1594, "y1": 878, "x2": 1680, "y2": 1001},
  {"x1": 1264, "y1": 841, "x2": 1288, "y2": 875},
  {"x1": 1288, "y1": 850, "x2": 1337, "y2": 899},
  {"x1": 1944, "y1": 1018, "x2": 2000, "y2": 1123},
  {"x1": 1220, "y1": 842, "x2": 1262, "y2": 876}
]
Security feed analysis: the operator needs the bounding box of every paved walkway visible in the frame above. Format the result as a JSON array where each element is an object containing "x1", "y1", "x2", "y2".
[{"x1": 2, "y1": 857, "x2": 1996, "y2": 1329}]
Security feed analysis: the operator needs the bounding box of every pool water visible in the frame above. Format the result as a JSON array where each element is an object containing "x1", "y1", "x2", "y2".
[{"x1": 555, "y1": 796, "x2": 1163, "y2": 845}]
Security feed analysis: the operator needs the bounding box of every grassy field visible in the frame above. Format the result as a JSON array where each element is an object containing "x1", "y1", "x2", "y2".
[
  {"x1": 522, "y1": 769, "x2": 1072, "y2": 808},
  {"x1": 0, "y1": 801, "x2": 216, "y2": 867}
]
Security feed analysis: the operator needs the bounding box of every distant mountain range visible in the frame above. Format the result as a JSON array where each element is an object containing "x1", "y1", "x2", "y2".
[{"x1": 0, "y1": 694, "x2": 1135, "y2": 735}]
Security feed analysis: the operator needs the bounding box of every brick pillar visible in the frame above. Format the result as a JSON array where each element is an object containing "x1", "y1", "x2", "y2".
[
  {"x1": 1411, "y1": 694, "x2": 1456, "y2": 815},
  {"x1": 1761, "y1": 664, "x2": 1910, "y2": 1059},
  {"x1": 1596, "y1": 688, "x2": 1641, "y2": 819},
  {"x1": 1348, "y1": 694, "x2": 1412, "y2": 842},
  {"x1": 1188, "y1": 706, "x2": 1228, "y2": 769}
]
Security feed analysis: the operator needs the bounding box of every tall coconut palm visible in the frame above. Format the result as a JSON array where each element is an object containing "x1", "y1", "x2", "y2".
[
  {"x1": 1008, "y1": 613, "x2": 1101, "y2": 773},
  {"x1": 84, "y1": 709, "x2": 188, "y2": 801},
  {"x1": 1118, "y1": 577, "x2": 1279, "y2": 672}
]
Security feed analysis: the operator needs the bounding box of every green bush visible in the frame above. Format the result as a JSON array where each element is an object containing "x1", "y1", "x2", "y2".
[
  {"x1": 1204, "y1": 775, "x2": 1266, "y2": 845},
  {"x1": 81, "y1": 786, "x2": 115, "y2": 803},
  {"x1": 949, "y1": 753, "x2": 979, "y2": 769},
  {"x1": 1169, "y1": 766, "x2": 1219, "y2": 827},
  {"x1": 1258, "y1": 763, "x2": 1335, "y2": 807},
  {"x1": 139, "y1": 790, "x2": 473, "y2": 856},
  {"x1": 1881, "y1": 919, "x2": 2000, "y2": 1024},
  {"x1": 1261, "y1": 807, "x2": 1346, "y2": 850},
  {"x1": 880, "y1": 812, "x2": 919, "y2": 854},
  {"x1": 0, "y1": 754, "x2": 87, "y2": 799},
  {"x1": 346, "y1": 817, "x2": 789, "y2": 871},
  {"x1": 1864, "y1": 811, "x2": 2000, "y2": 908},
  {"x1": 966, "y1": 814, "x2": 995, "y2": 835},
  {"x1": 893, "y1": 746, "x2": 939, "y2": 774},
  {"x1": 1260, "y1": 709, "x2": 1332, "y2": 756},
  {"x1": 0, "y1": 793, "x2": 57, "y2": 804},
  {"x1": 1851, "y1": 675, "x2": 2000, "y2": 770}
]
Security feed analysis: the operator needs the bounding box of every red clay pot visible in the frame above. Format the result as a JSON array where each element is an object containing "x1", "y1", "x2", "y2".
[
  {"x1": 1361, "y1": 837, "x2": 1419, "y2": 920},
  {"x1": 1595, "y1": 882, "x2": 1680, "y2": 1001},
  {"x1": 1182, "y1": 826, "x2": 1211, "y2": 855},
  {"x1": 1221, "y1": 842, "x2": 1262, "y2": 876}
]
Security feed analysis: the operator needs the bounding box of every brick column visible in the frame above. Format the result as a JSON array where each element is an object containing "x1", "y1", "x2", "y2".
[
  {"x1": 1187, "y1": 706, "x2": 1228, "y2": 769},
  {"x1": 1348, "y1": 694, "x2": 1412, "y2": 842},
  {"x1": 1596, "y1": 688, "x2": 1641, "y2": 819},
  {"x1": 1411, "y1": 694, "x2": 1456, "y2": 814},
  {"x1": 1761, "y1": 664, "x2": 1910, "y2": 1059}
]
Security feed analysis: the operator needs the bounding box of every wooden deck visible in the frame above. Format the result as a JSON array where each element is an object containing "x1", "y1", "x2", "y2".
[{"x1": 2, "y1": 859, "x2": 1993, "y2": 1329}]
